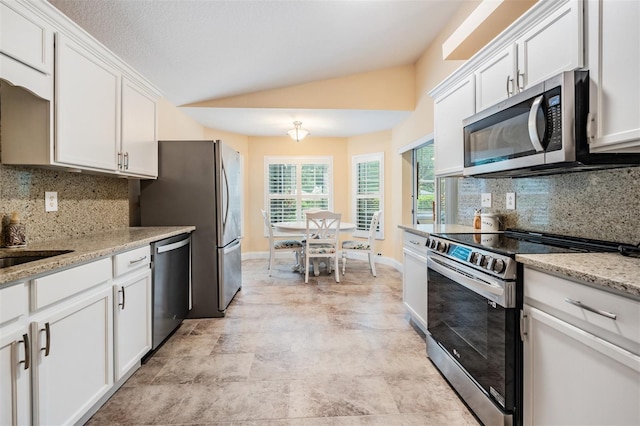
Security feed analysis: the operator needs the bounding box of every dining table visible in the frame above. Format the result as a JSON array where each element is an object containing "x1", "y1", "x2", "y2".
[{"x1": 272, "y1": 220, "x2": 357, "y2": 276}]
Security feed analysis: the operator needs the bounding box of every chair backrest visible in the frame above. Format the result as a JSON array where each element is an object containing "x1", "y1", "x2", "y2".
[
  {"x1": 261, "y1": 209, "x2": 274, "y2": 240},
  {"x1": 366, "y1": 211, "x2": 382, "y2": 244},
  {"x1": 305, "y1": 211, "x2": 341, "y2": 245}
]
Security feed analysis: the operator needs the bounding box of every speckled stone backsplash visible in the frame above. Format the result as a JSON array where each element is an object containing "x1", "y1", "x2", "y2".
[
  {"x1": 457, "y1": 167, "x2": 640, "y2": 245},
  {"x1": 0, "y1": 164, "x2": 129, "y2": 245}
]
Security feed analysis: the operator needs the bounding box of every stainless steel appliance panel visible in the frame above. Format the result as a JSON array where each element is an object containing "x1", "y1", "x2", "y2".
[
  {"x1": 141, "y1": 140, "x2": 242, "y2": 318},
  {"x1": 151, "y1": 234, "x2": 191, "y2": 349},
  {"x1": 219, "y1": 239, "x2": 242, "y2": 310},
  {"x1": 219, "y1": 142, "x2": 242, "y2": 248}
]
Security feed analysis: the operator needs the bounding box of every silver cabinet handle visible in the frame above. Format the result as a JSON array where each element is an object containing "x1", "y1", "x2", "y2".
[
  {"x1": 506, "y1": 75, "x2": 514, "y2": 96},
  {"x1": 117, "y1": 152, "x2": 123, "y2": 169},
  {"x1": 41, "y1": 322, "x2": 51, "y2": 356},
  {"x1": 124, "y1": 152, "x2": 129, "y2": 170},
  {"x1": 19, "y1": 333, "x2": 30, "y2": 370},
  {"x1": 129, "y1": 255, "x2": 147, "y2": 265},
  {"x1": 565, "y1": 298, "x2": 617, "y2": 320},
  {"x1": 409, "y1": 240, "x2": 422, "y2": 246},
  {"x1": 520, "y1": 310, "x2": 528, "y2": 341},
  {"x1": 119, "y1": 286, "x2": 126, "y2": 310},
  {"x1": 517, "y1": 70, "x2": 525, "y2": 91}
]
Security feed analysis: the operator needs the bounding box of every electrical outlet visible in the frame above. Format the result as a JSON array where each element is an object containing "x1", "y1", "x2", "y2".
[
  {"x1": 377, "y1": 252, "x2": 382, "y2": 256},
  {"x1": 45, "y1": 191, "x2": 58, "y2": 212},
  {"x1": 481, "y1": 193, "x2": 492, "y2": 208},
  {"x1": 506, "y1": 192, "x2": 516, "y2": 210}
]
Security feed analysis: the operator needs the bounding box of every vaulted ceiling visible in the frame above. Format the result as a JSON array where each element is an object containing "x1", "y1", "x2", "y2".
[{"x1": 48, "y1": 0, "x2": 468, "y2": 137}]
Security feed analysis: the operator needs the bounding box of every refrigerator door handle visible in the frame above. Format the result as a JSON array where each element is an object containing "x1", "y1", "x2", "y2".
[
  {"x1": 223, "y1": 239, "x2": 241, "y2": 254},
  {"x1": 222, "y1": 160, "x2": 230, "y2": 231}
]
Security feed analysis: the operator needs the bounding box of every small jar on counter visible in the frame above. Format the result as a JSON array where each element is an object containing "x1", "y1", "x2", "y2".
[{"x1": 4, "y1": 212, "x2": 27, "y2": 247}]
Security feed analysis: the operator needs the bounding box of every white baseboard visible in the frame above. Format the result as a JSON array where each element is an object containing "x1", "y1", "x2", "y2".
[{"x1": 242, "y1": 251, "x2": 402, "y2": 272}]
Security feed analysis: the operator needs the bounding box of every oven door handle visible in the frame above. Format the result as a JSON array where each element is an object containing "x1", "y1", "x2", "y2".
[{"x1": 428, "y1": 256, "x2": 511, "y2": 307}]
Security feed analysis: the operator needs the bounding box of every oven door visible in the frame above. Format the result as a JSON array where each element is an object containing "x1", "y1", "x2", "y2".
[{"x1": 427, "y1": 253, "x2": 519, "y2": 413}]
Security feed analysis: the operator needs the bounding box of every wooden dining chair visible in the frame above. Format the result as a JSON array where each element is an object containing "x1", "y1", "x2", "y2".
[
  {"x1": 341, "y1": 210, "x2": 381, "y2": 277},
  {"x1": 261, "y1": 209, "x2": 303, "y2": 276},
  {"x1": 304, "y1": 211, "x2": 341, "y2": 283}
]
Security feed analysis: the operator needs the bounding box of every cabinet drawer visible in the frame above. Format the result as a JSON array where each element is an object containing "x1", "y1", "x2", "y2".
[
  {"x1": 403, "y1": 232, "x2": 428, "y2": 257},
  {"x1": 524, "y1": 267, "x2": 640, "y2": 354},
  {"x1": 31, "y1": 258, "x2": 112, "y2": 311},
  {"x1": 0, "y1": 282, "x2": 27, "y2": 324},
  {"x1": 113, "y1": 245, "x2": 150, "y2": 277}
]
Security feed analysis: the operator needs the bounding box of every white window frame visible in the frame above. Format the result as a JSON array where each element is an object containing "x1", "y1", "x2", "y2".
[
  {"x1": 351, "y1": 152, "x2": 384, "y2": 239},
  {"x1": 264, "y1": 156, "x2": 334, "y2": 234}
]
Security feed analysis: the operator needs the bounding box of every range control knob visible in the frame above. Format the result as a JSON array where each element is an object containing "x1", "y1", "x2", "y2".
[
  {"x1": 492, "y1": 259, "x2": 506, "y2": 274},
  {"x1": 485, "y1": 256, "x2": 495, "y2": 271},
  {"x1": 474, "y1": 254, "x2": 485, "y2": 267},
  {"x1": 469, "y1": 252, "x2": 480, "y2": 264},
  {"x1": 437, "y1": 242, "x2": 448, "y2": 253}
]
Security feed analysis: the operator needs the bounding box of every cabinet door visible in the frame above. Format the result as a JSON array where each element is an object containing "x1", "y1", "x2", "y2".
[
  {"x1": 113, "y1": 268, "x2": 152, "y2": 381},
  {"x1": 523, "y1": 305, "x2": 640, "y2": 426},
  {"x1": 434, "y1": 74, "x2": 475, "y2": 176},
  {"x1": 402, "y1": 248, "x2": 428, "y2": 333},
  {"x1": 587, "y1": 0, "x2": 640, "y2": 153},
  {"x1": 0, "y1": 0, "x2": 53, "y2": 100},
  {"x1": 121, "y1": 78, "x2": 158, "y2": 177},
  {"x1": 475, "y1": 44, "x2": 516, "y2": 112},
  {"x1": 0, "y1": 327, "x2": 31, "y2": 426},
  {"x1": 516, "y1": 0, "x2": 583, "y2": 90},
  {"x1": 32, "y1": 288, "x2": 113, "y2": 426},
  {"x1": 55, "y1": 33, "x2": 120, "y2": 171}
]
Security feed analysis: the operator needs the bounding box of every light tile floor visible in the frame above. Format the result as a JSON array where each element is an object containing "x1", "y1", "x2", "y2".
[{"x1": 87, "y1": 258, "x2": 480, "y2": 425}]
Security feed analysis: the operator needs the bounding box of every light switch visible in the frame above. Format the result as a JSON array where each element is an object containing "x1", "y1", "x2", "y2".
[
  {"x1": 481, "y1": 193, "x2": 492, "y2": 208},
  {"x1": 45, "y1": 191, "x2": 58, "y2": 212}
]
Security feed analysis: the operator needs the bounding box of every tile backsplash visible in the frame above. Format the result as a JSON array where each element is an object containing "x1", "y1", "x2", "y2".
[
  {"x1": 457, "y1": 167, "x2": 640, "y2": 245},
  {"x1": 0, "y1": 164, "x2": 128, "y2": 245}
]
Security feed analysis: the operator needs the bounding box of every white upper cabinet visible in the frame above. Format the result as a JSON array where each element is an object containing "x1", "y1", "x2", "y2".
[
  {"x1": 474, "y1": 0, "x2": 583, "y2": 112},
  {"x1": 121, "y1": 78, "x2": 158, "y2": 177},
  {"x1": 0, "y1": 0, "x2": 53, "y2": 100},
  {"x1": 433, "y1": 75, "x2": 475, "y2": 176},
  {"x1": 586, "y1": 0, "x2": 640, "y2": 153},
  {"x1": 55, "y1": 33, "x2": 120, "y2": 172},
  {"x1": 515, "y1": 0, "x2": 583, "y2": 89},
  {"x1": 0, "y1": 0, "x2": 159, "y2": 178},
  {"x1": 475, "y1": 45, "x2": 516, "y2": 112}
]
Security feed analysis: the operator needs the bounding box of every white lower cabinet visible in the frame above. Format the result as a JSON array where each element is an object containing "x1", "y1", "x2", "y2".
[
  {"x1": 402, "y1": 233, "x2": 428, "y2": 333},
  {"x1": 0, "y1": 326, "x2": 31, "y2": 426},
  {"x1": 523, "y1": 267, "x2": 640, "y2": 425},
  {"x1": 31, "y1": 288, "x2": 113, "y2": 426},
  {"x1": 113, "y1": 267, "x2": 152, "y2": 381}
]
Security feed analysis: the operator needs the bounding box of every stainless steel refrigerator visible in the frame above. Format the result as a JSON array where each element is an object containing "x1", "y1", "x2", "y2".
[{"x1": 140, "y1": 140, "x2": 242, "y2": 318}]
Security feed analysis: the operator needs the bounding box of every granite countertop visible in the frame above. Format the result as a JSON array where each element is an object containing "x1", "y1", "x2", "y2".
[
  {"x1": 0, "y1": 226, "x2": 195, "y2": 287},
  {"x1": 398, "y1": 223, "x2": 479, "y2": 237},
  {"x1": 517, "y1": 252, "x2": 640, "y2": 300}
]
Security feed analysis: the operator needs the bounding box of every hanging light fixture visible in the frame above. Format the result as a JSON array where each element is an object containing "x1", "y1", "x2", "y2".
[{"x1": 287, "y1": 121, "x2": 309, "y2": 143}]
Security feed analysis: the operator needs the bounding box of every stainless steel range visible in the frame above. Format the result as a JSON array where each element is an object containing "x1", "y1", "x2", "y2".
[{"x1": 425, "y1": 230, "x2": 626, "y2": 426}]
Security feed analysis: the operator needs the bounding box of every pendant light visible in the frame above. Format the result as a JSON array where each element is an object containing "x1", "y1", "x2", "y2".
[{"x1": 287, "y1": 121, "x2": 309, "y2": 143}]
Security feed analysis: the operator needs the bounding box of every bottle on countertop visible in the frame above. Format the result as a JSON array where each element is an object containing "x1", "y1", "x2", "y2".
[
  {"x1": 473, "y1": 209, "x2": 482, "y2": 230},
  {"x1": 4, "y1": 211, "x2": 27, "y2": 247}
]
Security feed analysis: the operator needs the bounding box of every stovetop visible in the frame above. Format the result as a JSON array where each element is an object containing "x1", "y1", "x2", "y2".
[{"x1": 435, "y1": 230, "x2": 623, "y2": 257}]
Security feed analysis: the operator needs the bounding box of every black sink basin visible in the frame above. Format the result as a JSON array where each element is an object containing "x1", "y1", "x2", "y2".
[{"x1": 0, "y1": 250, "x2": 73, "y2": 269}]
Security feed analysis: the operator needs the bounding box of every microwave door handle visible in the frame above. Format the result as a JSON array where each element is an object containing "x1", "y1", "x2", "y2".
[{"x1": 528, "y1": 95, "x2": 546, "y2": 152}]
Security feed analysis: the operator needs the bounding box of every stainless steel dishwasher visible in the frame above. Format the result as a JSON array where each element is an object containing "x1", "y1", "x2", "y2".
[{"x1": 150, "y1": 233, "x2": 191, "y2": 349}]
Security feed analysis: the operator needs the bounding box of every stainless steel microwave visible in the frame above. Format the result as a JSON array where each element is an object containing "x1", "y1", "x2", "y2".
[{"x1": 462, "y1": 70, "x2": 639, "y2": 177}]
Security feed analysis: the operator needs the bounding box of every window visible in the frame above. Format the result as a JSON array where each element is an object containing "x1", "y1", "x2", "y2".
[
  {"x1": 264, "y1": 156, "x2": 333, "y2": 226},
  {"x1": 352, "y1": 153, "x2": 383, "y2": 239},
  {"x1": 413, "y1": 142, "x2": 435, "y2": 224}
]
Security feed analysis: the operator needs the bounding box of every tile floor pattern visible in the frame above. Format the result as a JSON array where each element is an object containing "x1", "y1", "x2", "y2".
[{"x1": 87, "y1": 258, "x2": 480, "y2": 425}]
